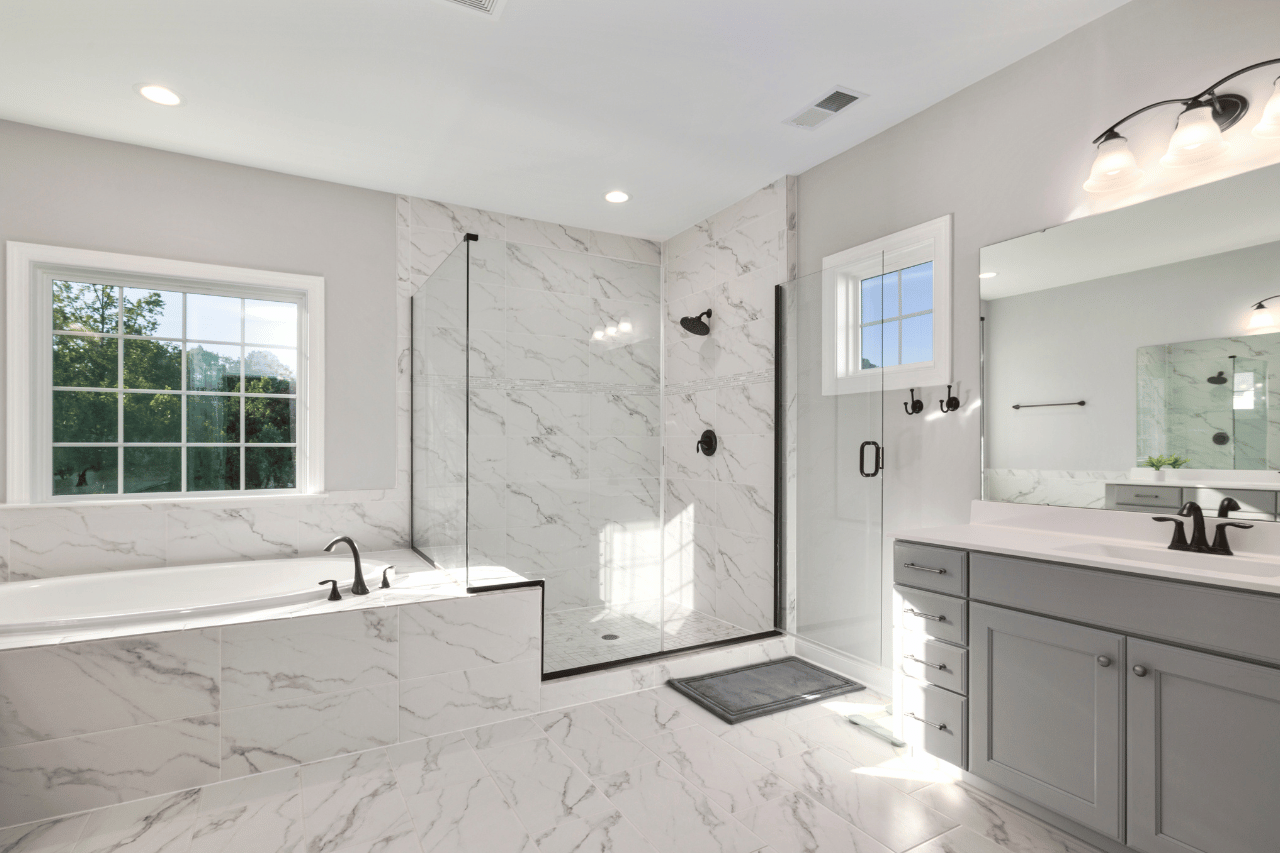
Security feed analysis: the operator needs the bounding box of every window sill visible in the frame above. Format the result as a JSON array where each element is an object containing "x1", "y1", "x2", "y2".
[{"x1": 4, "y1": 492, "x2": 329, "y2": 511}]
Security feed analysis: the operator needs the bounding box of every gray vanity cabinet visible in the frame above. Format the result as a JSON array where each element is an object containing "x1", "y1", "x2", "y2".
[
  {"x1": 1127, "y1": 639, "x2": 1280, "y2": 853},
  {"x1": 969, "y1": 603, "x2": 1125, "y2": 840}
]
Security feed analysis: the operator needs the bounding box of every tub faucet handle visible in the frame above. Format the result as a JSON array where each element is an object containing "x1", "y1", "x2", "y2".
[
  {"x1": 381, "y1": 567, "x2": 394, "y2": 589},
  {"x1": 318, "y1": 580, "x2": 342, "y2": 601}
]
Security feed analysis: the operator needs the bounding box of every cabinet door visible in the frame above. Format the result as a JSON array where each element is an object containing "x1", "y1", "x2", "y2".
[
  {"x1": 970, "y1": 604, "x2": 1124, "y2": 840},
  {"x1": 1128, "y1": 639, "x2": 1280, "y2": 853}
]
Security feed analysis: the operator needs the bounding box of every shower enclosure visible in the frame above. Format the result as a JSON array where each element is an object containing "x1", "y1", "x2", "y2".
[{"x1": 411, "y1": 235, "x2": 776, "y2": 677}]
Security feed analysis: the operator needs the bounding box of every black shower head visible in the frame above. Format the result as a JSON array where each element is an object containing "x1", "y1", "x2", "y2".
[
  {"x1": 680, "y1": 309, "x2": 712, "y2": 336},
  {"x1": 1208, "y1": 371, "x2": 1229, "y2": 385}
]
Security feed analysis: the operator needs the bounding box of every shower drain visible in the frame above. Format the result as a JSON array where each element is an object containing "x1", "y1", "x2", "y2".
[{"x1": 601, "y1": 633, "x2": 620, "y2": 641}]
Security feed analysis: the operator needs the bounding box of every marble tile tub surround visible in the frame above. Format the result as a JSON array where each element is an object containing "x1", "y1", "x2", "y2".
[
  {"x1": 0, "y1": 583, "x2": 541, "y2": 827},
  {"x1": 0, "y1": 654, "x2": 1107, "y2": 853},
  {"x1": 661, "y1": 178, "x2": 796, "y2": 636}
]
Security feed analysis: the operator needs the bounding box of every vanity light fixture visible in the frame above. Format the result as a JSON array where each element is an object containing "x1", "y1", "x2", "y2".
[
  {"x1": 1246, "y1": 295, "x2": 1280, "y2": 331},
  {"x1": 1084, "y1": 58, "x2": 1280, "y2": 193},
  {"x1": 617, "y1": 316, "x2": 632, "y2": 334},
  {"x1": 605, "y1": 323, "x2": 618, "y2": 337},
  {"x1": 978, "y1": 272, "x2": 998, "y2": 279},
  {"x1": 604, "y1": 191, "x2": 629, "y2": 203},
  {"x1": 591, "y1": 326, "x2": 605, "y2": 341},
  {"x1": 137, "y1": 84, "x2": 182, "y2": 106}
]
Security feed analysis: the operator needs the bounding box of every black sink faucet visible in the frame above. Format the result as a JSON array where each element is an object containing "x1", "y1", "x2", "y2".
[
  {"x1": 324, "y1": 536, "x2": 370, "y2": 595},
  {"x1": 1177, "y1": 502, "x2": 1211, "y2": 552}
]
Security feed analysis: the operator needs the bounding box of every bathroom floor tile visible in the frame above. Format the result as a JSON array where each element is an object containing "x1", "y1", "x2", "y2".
[
  {"x1": 736, "y1": 791, "x2": 893, "y2": 853},
  {"x1": 298, "y1": 751, "x2": 413, "y2": 853},
  {"x1": 74, "y1": 789, "x2": 201, "y2": 853},
  {"x1": 909, "y1": 782, "x2": 1107, "y2": 853},
  {"x1": 0, "y1": 814, "x2": 87, "y2": 853},
  {"x1": 460, "y1": 716, "x2": 546, "y2": 751},
  {"x1": 531, "y1": 810, "x2": 658, "y2": 853},
  {"x1": 400, "y1": 776, "x2": 531, "y2": 853},
  {"x1": 476, "y1": 737, "x2": 613, "y2": 833},
  {"x1": 640, "y1": 725, "x2": 791, "y2": 813},
  {"x1": 189, "y1": 768, "x2": 303, "y2": 853},
  {"x1": 533, "y1": 704, "x2": 656, "y2": 777},
  {"x1": 594, "y1": 689, "x2": 696, "y2": 741},
  {"x1": 385, "y1": 733, "x2": 487, "y2": 794}
]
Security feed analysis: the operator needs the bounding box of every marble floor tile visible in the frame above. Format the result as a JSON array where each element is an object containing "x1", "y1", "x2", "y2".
[
  {"x1": 329, "y1": 831, "x2": 423, "y2": 853},
  {"x1": 189, "y1": 767, "x2": 303, "y2": 853},
  {"x1": 532, "y1": 810, "x2": 658, "y2": 853},
  {"x1": 647, "y1": 685, "x2": 734, "y2": 735},
  {"x1": 476, "y1": 737, "x2": 612, "y2": 834},
  {"x1": 716, "y1": 717, "x2": 814, "y2": 765},
  {"x1": 641, "y1": 725, "x2": 791, "y2": 814},
  {"x1": 772, "y1": 749, "x2": 956, "y2": 853},
  {"x1": 385, "y1": 733, "x2": 487, "y2": 794},
  {"x1": 398, "y1": 660, "x2": 540, "y2": 741},
  {"x1": 74, "y1": 789, "x2": 202, "y2": 853},
  {"x1": 904, "y1": 826, "x2": 1011, "y2": 853},
  {"x1": 595, "y1": 760, "x2": 765, "y2": 853},
  {"x1": 784, "y1": 716, "x2": 942, "y2": 794},
  {"x1": 298, "y1": 751, "x2": 414, "y2": 853},
  {"x1": 399, "y1": 776, "x2": 531, "y2": 853},
  {"x1": 460, "y1": 717, "x2": 546, "y2": 751},
  {"x1": 736, "y1": 791, "x2": 894, "y2": 853},
  {"x1": 594, "y1": 690, "x2": 696, "y2": 741},
  {"x1": 0, "y1": 814, "x2": 87, "y2": 853},
  {"x1": 908, "y1": 782, "x2": 1106, "y2": 853},
  {"x1": 533, "y1": 705, "x2": 656, "y2": 778}
]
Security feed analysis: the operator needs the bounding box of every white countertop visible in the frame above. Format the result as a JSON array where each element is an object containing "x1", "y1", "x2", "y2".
[{"x1": 895, "y1": 502, "x2": 1280, "y2": 596}]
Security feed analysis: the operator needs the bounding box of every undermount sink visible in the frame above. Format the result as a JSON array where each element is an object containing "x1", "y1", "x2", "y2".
[{"x1": 1054, "y1": 542, "x2": 1280, "y2": 578}]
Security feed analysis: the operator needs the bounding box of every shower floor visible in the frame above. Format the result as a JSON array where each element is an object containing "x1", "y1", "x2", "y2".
[{"x1": 543, "y1": 602, "x2": 756, "y2": 673}]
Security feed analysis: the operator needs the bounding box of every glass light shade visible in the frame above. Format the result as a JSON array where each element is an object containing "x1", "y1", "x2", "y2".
[
  {"x1": 591, "y1": 327, "x2": 605, "y2": 341},
  {"x1": 605, "y1": 324, "x2": 618, "y2": 336},
  {"x1": 1247, "y1": 305, "x2": 1276, "y2": 331},
  {"x1": 1083, "y1": 135, "x2": 1143, "y2": 193},
  {"x1": 1253, "y1": 78, "x2": 1280, "y2": 139},
  {"x1": 617, "y1": 317, "x2": 632, "y2": 333},
  {"x1": 1160, "y1": 105, "x2": 1228, "y2": 168}
]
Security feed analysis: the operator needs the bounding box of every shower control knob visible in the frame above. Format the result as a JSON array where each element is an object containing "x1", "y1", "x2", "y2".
[{"x1": 695, "y1": 429, "x2": 718, "y2": 456}]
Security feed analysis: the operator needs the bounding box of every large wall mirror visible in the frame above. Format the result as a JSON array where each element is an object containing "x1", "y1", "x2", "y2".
[{"x1": 982, "y1": 162, "x2": 1280, "y2": 520}]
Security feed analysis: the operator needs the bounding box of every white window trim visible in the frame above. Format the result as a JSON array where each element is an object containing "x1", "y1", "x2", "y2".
[
  {"x1": 6, "y1": 241, "x2": 325, "y2": 505},
  {"x1": 821, "y1": 214, "x2": 952, "y2": 395}
]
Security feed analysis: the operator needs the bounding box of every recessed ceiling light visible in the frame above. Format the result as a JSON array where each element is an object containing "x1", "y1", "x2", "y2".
[
  {"x1": 137, "y1": 85, "x2": 182, "y2": 106},
  {"x1": 604, "y1": 191, "x2": 629, "y2": 204},
  {"x1": 979, "y1": 272, "x2": 998, "y2": 279}
]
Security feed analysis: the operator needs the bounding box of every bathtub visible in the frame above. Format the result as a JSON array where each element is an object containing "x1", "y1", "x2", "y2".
[{"x1": 0, "y1": 555, "x2": 397, "y2": 637}]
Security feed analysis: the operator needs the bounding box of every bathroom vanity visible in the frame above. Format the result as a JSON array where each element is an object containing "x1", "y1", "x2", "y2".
[{"x1": 894, "y1": 504, "x2": 1280, "y2": 853}]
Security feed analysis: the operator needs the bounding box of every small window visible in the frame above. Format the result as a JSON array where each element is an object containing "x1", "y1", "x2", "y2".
[
  {"x1": 8, "y1": 243, "x2": 325, "y2": 503},
  {"x1": 822, "y1": 216, "x2": 952, "y2": 394}
]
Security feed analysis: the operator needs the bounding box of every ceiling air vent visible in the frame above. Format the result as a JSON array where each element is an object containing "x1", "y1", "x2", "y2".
[
  {"x1": 438, "y1": 0, "x2": 507, "y2": 15},
  {"x1": 785, "y1": 87, "x2": 864, "y2": 129}
]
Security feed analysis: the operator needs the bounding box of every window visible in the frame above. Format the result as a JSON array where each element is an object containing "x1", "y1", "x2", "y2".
[
  {"x1": 7, "y1": 243, "x2": 324, "y2": 503},
  {"x1": 822, "y1": 216, "x2": 952, "y2": 394}
]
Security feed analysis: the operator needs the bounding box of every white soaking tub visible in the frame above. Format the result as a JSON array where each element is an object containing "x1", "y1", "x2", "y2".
[{"x1": 0, "y1": 556, "x2": 395, "y2": 637}]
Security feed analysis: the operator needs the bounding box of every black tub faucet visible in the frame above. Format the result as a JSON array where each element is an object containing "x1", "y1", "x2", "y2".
[
  {"x1": 1218, "y1": 497, "x2": 1241, "y2": 517},
  {"x1": 1177, "y1": 502, "x2": 1211, "y2": 552},
  {"x1": 324, "y1": 536, "x2": 370, "y2": 595}
]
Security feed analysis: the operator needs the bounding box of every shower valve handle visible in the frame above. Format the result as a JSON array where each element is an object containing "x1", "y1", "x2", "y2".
[
  {"x1": 319, "y1": 580, "x2": 342, "y2": 601},
  {"x1": 695, "y1": 429, "x2": 718, "y2": 456}
]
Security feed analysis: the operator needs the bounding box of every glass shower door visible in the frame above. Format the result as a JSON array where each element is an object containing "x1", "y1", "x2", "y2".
[{"x1": 783, "y1": 259, "x2": 886, "y2": 666}]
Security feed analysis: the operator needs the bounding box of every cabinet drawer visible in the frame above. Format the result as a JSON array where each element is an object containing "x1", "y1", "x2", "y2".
[
  {"x1": 1186, "y1": 487, "x2": 1276, "y2": 518},
  {"x1": 901, "y1": 677, "x2": 966, "y2": 769},
  {"x1": 895, "y1": 542, "x2": 967, "y2": 596},
  {"x1": 1112, "y1": 484, "x2": 1182, "y2": 508},
  {"x1": 899, "y1": 633, "x2": 967, "y2": 695},
  {"x1": 896, "y1": 585, "x2": 967, "y2": 646}
]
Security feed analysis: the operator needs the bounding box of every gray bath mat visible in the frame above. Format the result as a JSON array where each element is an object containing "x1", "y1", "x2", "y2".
[{"x1": 668, "y1": 656, "x2": 864, "y2": 724}]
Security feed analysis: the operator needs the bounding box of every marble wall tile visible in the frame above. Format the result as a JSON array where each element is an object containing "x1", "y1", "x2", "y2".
[
  {"x1": 664, "y1": 434, "x2": 717, "y2": 482},
  {"x1": 509, "y1": 436, "x2": 590, "y2": 481},
  {"x1": 409, "y1": 228, "x2": 463, "y2": 278},
  {"x1": 412, "y1": 274, "x2": 468, "y2": 330},
  {"x1": 166, "y1": 508, "x2": 297, "y2": 566},
  {"x1": 476, "y1": 738, "x2": 613, "y2": 834},
  {"x1": 467, "y1": 330, "x2": 508, "y2": 380},
  {"x1": 466, "y1": 435, "x2": 507, "y2": 483},
  {"x1": 506, "y1": 480, "x2": 592, "y2": 528},
  {"x1": 506, "y1": 289, "x2": 598, "y2": 338},
  {"x1": 716, "y1": 274, "x2": 779, "y2": 329},
  {"x1": 399, "y1": 589, "x2": 540, "y2": 679},
  {"x1": 716, "y1": 215, "x2": 785, "y2": 285},
  {"x1": 220, "y1": 685, "x2": 398, "y2": 778},
  {"x1": 716, "y1": 317, "x2": 774, "y2": 378},
  {"x1": 718, "y1": 381, "x2": 774, "y2": 435},
  {"x1": 294, "y1": 501, "x2": 409, "y2": 555},
  {"x1": 663, "y1": 391, "x2": 715, "y2": 437},
  {"x1": 537, "y1": 565, "x2": 605, "y2": 612},
  {"x1": 590, "y1": 478, "x2": 660, "y2": 529},
  {"x1": 464, "y1": 481, "x2": 505, "y2": 531},
  {"x1": 410, "y1": 198, "x2": 506, "y2": 239},
  {"x1": 506, "y1": 334, "x2": 590, "y2": 382},
  {"x1": 709, "y1": 180, "x2": 785, "y2": 242},
  {"x1": 507, "y1": 217, "x2": 594, "y2": 256},
  {"x1": 590, "y1": 437, "x2": 660, "y2": 479},
  {"x1": 717, "y1": 483, "x2": 772, "y2": 536},
  {"x1": 664, "y1": 221, "x2": 712, "y2": 264},
  {"x1": 716, "y1": 530, "x2": 774, "y2": 633},
  {"x1": 716, "y1": 435, "x2": 774, "y2": 491},
  {"x1": 663, "y1": 520, "x2": 716, "y2": 613},
  {"x1": 299, "y1": 750, "x2": 414, "y2": 853},
  {"x1": 75, "y1": 789, "x2": 203, "y2": 853},
  {"x1": 665, "y1": 476, "x2": 716, "y2": 525},
  {"x1": 9, "y1": 510, "x2": 167, "y2": 582},
  {"x1": 0, "y1": 630, "x2": 219, "y2": 748},
  {"x1": 589, "y1": 341, "x2": 660, "y2": 386},
  {"x1": 540, "y1": 666, "x2": 657, "y2": 711},
  {"x1": 591, "y1": 392, "x2": 660, "y2": 437},
  {"x1": 507, "y1": 245, "x2": 596, "y2": 296},
  {"x1": 664, "y1": 337, "x2": 715, "y2": 386},
  {"x1": 665, "y1": 243, "x2": 717, "y2": 303},
  {"x1": 586, "y1": 233, "x2": 662, "y2": 268},
  {"x1": 506, "y1": 389, "x2": 590, "y2": 438},
  {"x1": 0, "y1": 715, "x2": 219, "y2": 827},
  {"x1": 220, "y1": 611, "x2": 398, "y2": 710},
  {"x1": 467, "y1": 388, "x2": 507, "y2": 436},
  {"x1": 505, "y1": 523, "x2": 596, "y2": 576},
  {"x1": 399, "y1": 659, "x2": 540, "y2": 741}
]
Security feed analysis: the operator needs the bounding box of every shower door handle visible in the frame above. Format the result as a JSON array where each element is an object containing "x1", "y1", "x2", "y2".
[{"x1": 859, "y1": 441, "x2": 883, "y2": 478}]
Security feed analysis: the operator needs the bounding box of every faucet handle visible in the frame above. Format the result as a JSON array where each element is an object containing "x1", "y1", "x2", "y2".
[
  {"x1": 319, "y1": 580, "x2": 342, "y2": 601},
  {"x1": 381, "y1": 567, "x2": 394, "y2": 589},
  {"x1": 1210, "y1": 521, "x2": 1253, "y2": 556},
  {"x1": 1153, "y1": 516, "x2": 1190, "y2": 551}
]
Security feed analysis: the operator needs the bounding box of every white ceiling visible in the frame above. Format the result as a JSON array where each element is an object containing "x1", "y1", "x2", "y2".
[
  {"x1": 0, "y1": 0, "x2": 1130, "y2": 240},
  {"x1": 981, "y1": 161, "x2": 1280, "y2": 300}
]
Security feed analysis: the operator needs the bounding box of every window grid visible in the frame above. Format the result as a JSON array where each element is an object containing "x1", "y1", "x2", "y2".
[
  {"x1": 51, "y1": 283, "x2": 299, "y2": 497},
  {"x1": 859, "y1": 262, "x2": 933, "y2": 369}
]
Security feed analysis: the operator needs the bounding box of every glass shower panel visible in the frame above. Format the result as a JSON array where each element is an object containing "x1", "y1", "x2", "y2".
[
  {"x1": 410, "y1": 239, "x2": 471, "y2": 586},
  {"x1": 782, "y1": 262, "x2": 886, "y2": 665}
]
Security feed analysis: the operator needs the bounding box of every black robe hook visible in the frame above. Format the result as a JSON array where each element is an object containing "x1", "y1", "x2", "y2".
[
  {"x1": 939, "y1": 385, "x2": 960, "y2": 413},
  {"x1": 904, "y1": 389, "x2": 924, "y2": 416}
]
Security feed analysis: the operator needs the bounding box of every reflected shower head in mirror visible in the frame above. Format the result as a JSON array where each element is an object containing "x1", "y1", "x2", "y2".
[
  {"x1": 680, "y1": 309, "x2": 712, "y2": 336},
  {"x1": 1208, "y1": 371, "x2": 1229, "y2": 385}
]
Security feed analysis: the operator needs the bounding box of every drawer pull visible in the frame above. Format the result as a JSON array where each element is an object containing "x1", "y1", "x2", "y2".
[
  {"x1": 903, "y1": 607, "x2": 945, "y2": 622},
  {"x1": 1133, "y1": 665, "x2": 1149, "y2": 677},
  {"x1": 904, "y1": 712, "x2": 948, "y2": 731},
  {"x1": 903, "y1": 563, "x2": 946, "y2": 575},
  {"x1": 904, "y1": 654, "x2": 947, "y2": 671}
]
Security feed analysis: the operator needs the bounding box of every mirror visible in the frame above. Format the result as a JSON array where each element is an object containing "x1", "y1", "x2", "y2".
[{"x1": 982, "y1": 161, "x2": 1280, "y2": 516}]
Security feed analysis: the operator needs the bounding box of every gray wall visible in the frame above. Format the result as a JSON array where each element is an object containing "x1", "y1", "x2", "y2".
[
  {"x1": 795, "y1": 0, "x2": 1280, "y2": 538},
  {"x1": 0, "y1": 119, "x2": 396, "y2": 494}
]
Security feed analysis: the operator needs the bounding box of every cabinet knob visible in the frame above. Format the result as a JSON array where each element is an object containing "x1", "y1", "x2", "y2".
[
  {"x1": 1133, "y1": 665, "x2": 1149, "y2": 677},
  {"x1": 1097, "y1": 655, "x2": 1112, "y2": 667}
]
